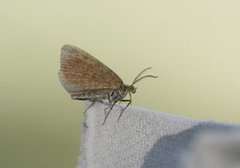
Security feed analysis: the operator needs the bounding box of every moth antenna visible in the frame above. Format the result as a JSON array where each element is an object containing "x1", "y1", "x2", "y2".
[
  {"x1": 132, "y1": 75, "x2": 158, "y2": 85},
  {"x1": 132, "y1": 67, "x2": 152, "y2": 84}
]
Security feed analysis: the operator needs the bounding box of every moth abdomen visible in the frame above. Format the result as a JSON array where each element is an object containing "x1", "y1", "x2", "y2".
[{"x1": 71, "y1": 89, "x2": 112, "y2": 101}]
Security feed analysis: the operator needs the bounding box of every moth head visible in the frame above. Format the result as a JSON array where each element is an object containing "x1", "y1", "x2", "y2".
[
  {"x1": 128, "y1": 85, "x2": 137, "y2": 94},
  {"x1": 122, "y1": 85, "x2": 136, "y2": 94}
]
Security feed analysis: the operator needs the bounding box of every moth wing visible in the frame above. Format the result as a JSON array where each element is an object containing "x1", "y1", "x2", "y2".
[{"x1": 59, "y1": 45, "x2": 123, "y2": 95}]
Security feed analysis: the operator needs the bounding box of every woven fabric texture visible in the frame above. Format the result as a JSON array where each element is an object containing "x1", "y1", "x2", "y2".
[{"x1": 78, "y1": 102, "x2": 240, "y2": 168}]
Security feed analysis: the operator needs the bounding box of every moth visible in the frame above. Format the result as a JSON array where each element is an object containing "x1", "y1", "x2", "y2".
[{"x1": 58, "y1": 45, "x2": 157, "y2": 124}]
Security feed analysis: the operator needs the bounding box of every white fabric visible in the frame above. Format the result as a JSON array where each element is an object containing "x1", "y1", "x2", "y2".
[{"x1": 78, "y1": 102, "x2": 240, "y2": 168}]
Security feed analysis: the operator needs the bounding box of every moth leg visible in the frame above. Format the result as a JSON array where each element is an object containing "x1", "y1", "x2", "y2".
[
  {"x1": 83, "y1": 101, "x2": 96, "y2": 116},
  {"x1": 83, "y1": 98, "x2": 101, "y2": 116},
  {"x1": 99, "y1": 100, "x2": 111, "y2": 106},
  {"x1": 104, "y1": 104, "x2": 111, "y2": 117},
  {"x1": 97, "y1": 100, "x2": 112, "y2": 117},
  {"x1": 102, "y1": 100, "x2": 118, "y2": 125},
  {"x1": 117, "y1": 99, "x2": 131, "y2": 121},
  {"x1": 118, "y1": 92, "x2": 132, "y2": 110}
]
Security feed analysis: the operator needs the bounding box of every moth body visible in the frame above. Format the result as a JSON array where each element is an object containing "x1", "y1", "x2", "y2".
[
  {"x1": 71, "y1": 84, "x2": 136, "y2": 103},
  {"x1": 58, "y1": 44, "x2": 157, "y2": 124}
]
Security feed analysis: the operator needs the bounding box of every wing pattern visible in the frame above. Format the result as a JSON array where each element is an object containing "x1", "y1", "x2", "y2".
[{"x1": 59, "y1": 45, "x2": 123, "y2": 95}]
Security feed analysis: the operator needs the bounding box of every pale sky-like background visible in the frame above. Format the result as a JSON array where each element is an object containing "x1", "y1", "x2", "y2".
[{"x1": 1, "y1": 1, "x2": 240, "y2": 168}]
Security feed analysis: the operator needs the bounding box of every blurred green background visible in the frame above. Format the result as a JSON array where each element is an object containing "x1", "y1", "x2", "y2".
[{"x1": 1, "y1": 0, "x2": 240, "y2": 168}]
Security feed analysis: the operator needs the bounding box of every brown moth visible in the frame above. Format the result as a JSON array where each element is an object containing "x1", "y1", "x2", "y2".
[{"x1": 58, "y1": 45, "x2": 157, "y2": 124}]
